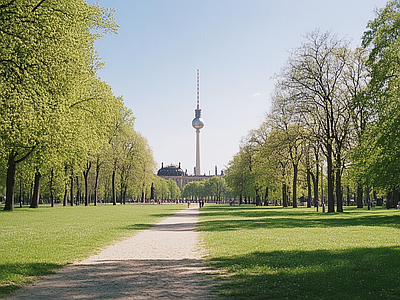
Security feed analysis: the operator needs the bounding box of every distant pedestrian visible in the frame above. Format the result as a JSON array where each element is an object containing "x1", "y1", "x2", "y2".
[{"x1": 188, "y1": 201, "x2": 190, "y2": 208}]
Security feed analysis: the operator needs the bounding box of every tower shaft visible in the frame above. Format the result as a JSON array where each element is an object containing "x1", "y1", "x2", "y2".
[{"x1": 195, "y1": 129, "x2": 201, "y2": 175}]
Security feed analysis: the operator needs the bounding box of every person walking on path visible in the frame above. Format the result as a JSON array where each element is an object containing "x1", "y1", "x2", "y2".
[{"x1": 8, "y1": 207, "x2": 216, "y2": 300}]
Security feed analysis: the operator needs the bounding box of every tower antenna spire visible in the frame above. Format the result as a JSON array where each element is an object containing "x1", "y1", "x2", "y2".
[{"x1": 197, "y1": 69, "x2": 200, "y2": 109}]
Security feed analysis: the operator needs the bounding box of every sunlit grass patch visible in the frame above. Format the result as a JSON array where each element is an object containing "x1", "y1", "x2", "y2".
[{"x1": 199, "y1": 205, "x2": 400, "y2": 299}]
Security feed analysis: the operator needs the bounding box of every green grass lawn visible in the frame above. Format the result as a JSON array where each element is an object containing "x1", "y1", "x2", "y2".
[
  {"x1": 199, "y1": 205, "x2": 400, "y2": 300},
  {"x1": 0, "y1": 203, "x2": 184, "y2": 298}
]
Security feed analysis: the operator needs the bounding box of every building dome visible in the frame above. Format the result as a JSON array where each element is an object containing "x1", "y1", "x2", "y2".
[
  {"x1": 192, "y1": 117, "x2": 204, "y2": 130},
  {"x1": 157, "y1": 163, "x2": 185, "y2": 176}
]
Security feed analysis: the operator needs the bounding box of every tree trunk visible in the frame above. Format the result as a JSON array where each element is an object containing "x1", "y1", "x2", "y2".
[
  {"x1": 366, "y1": 186, "x2": 371, "y2": 210},
  {"x1": 21, "y1": 181, "x2": 26, "y2": 206},
  {"x1": 315, "y1": 163, "x2": 319, "y2": 207},
  {"x1": 264, "y1": 186, "x2": 269, "y2": 206},
  {"x1": 282, "y1": 183, "x2": 287, "y2": 207},
  {"x1": 336, "y1": 168, "x2": 343, "y2": 212},
  {"x1": 30, "y1": 171, "x2": 41, "y2": 208},
  {"x1": 357, "y1": 186, "x2": 363, "y2": 208},
  {"x1": 112, "y1": 170, "x2": 117, "y2": 205},
  {"x1": 83, "y1": 161, "x2": 91, "y2": 206},
  {"x1": 4, "y1": 148, "x2": 35, "y2": 211},
  {"x1": 70, "y1": 172, "x2": 74, "y2": 206},
  {"x1": 321, "y1": 163, "x2": 324, "y2": 212},
  {"x1": 387, "y1": 190, "x2": 395, "y2": 209},
  {"x1": 307, "y1": 169, "x2": 312, "y2": 208},
  {"x1": 285, "y1": 190, "x2": 289, "y2": 207},
  {"x1": 50, "y1": 169, "x2": 55, "y2": 207},
  {"x1": 310, "y1": 171, "x2": 318, "y2": 208},
  {"x1": 123, "y1": 186, "x2": 127, "y2": 204},
  {"x1": 94, "y1": 158, "x2": 100, "y2": 206},
  {"x1": 75, "y1": 176, "x2": 80, "y2": 205},
  {"x1": 120, "y1": 184, "x2": 123, "y2": 204},
  {"x1": 313, "y1": 149, "x2": 320, "y2": 208},
  {"x1": 386, "y1": 189, "x2": 398, "y2": 209},
  {"x1": 292, "y1": 164, "x2": 298, "y2": 208},
  {"x1": 327, "y1": 144, "x2": 335, "y2": 213},
  {"x1": 18, "y1": 174, "x2": 23, "y2": 208},
  {"x1": 347, "y1": 186, "x2": 351, "y2": 206},
  {"x1": 255, "y1": 186, "x2": 261, "y2": 206},
  {"x1": 373, "y1": 189, "x2": 377, "y2": 205},
  {"x1": 63, "y1": 182, "x2": 68, "y2": 206},
  {"x1": 29, "y1": 181, "x2": 33, "y2": 206},
  {"x1": 393, "y1": 188, "x2": 399, "y2": 209},
  {"x1": 141, "y1": 182, "x2": 145, "y2": 203}
]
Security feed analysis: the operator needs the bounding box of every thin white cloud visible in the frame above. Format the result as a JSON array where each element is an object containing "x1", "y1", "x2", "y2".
[{"x1": 252, "y1": 93, "x2": 262, "y2": 98}]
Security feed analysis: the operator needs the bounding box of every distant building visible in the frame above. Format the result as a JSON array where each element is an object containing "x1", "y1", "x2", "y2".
[{"x1": 157, "y1": 162, "x2": 212, "y2": 188}]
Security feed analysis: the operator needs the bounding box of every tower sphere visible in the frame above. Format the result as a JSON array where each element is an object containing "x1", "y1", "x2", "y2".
[{"x1": 192, "y1": 117, "x2": 204, "y2": 130}]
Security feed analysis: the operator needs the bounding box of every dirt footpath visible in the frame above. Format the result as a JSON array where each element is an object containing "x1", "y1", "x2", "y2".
[{"x1": 8, "y1": 207, "x2": 216, "y2": 300}]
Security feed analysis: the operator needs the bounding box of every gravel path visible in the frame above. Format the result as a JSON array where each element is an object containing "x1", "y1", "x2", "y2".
[{"x1": 8, "y1": 207, "x2": 216, "y2": 300}]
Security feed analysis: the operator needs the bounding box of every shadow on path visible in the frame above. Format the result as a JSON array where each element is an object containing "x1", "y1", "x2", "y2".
[{"x1": 9, "y1": 259, "x2": 215, "y2": 300}]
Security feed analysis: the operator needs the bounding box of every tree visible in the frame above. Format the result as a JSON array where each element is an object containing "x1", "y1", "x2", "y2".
[
  {"x1": 279, "y1": 30, "x2": 368, "y2": 212},
  {"x1": 205, "y1": 176, "x2": 227, "y2": 202},
  {"x1": 267, "y1": 88, "x2": 308, "y2": 208},
  {"x1": 153, "y1": 176, "x2": 169, "y2": 200},
  {"x1": 182, "y1": 181, "x2": 197, "y2": 201},
  {"x1": 0, "y1": 1, "x2": 117, "y2": 210},
  {"x1": 166, "y1": 179, "x2": 181, "y2": 200},
  {"x1": 352, "y1": 0, "x2": 400, "y2": 203},
  {"x1": 225, "y1": 146, "x2": 253, "y2": 204}
]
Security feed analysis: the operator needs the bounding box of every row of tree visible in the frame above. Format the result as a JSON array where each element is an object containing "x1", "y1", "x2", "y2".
[
  {"x1": 182, "y1": 176, "x2": 228, "y2": 202},
  {"x1": 225, "y1": 0, "x2": 400, "y2": 212},
  {"x1": 0, "y1": 1, "x2": 178, "y2": 210}
]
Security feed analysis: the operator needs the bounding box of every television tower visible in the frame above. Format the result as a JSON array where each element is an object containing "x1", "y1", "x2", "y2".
[{"x1": 192, "y1": 69, "x2": 204, "y2": 175}]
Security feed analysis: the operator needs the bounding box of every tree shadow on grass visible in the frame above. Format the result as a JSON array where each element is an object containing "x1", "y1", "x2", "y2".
[
  {"x1": 149, "y1": 213, "x2": 180, "y2": 218},
  {"x1": 0, "y1": 262, "x2": 64, "y2": 298},
  {"x1": 199, "y1": 206, "x2": 400, "y2": 231},
  {"x1": 211, "y1": 246, "x2": 400, "y2": 300},
  {"x1": 119, "y1": 223, "x2": 153, "y2": 231}
]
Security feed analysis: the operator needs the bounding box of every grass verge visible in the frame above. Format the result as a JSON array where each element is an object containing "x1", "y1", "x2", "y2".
[
  {"x1": 199, "y1": 205, "x2": 400, "y2": 300},
  {"x1": 0, "y1": 204, "x2": 184, "y2": 298}
]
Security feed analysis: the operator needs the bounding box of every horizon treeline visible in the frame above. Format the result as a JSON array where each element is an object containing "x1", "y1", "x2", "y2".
[{"x1": 225, "y1": 0, "x2": 400, "y2": 212}]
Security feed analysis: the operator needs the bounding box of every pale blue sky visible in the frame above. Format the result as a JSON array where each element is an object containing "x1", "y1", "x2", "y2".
[{"x1": 91, "y1": 0, "x2": 387, "y2": 175}]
